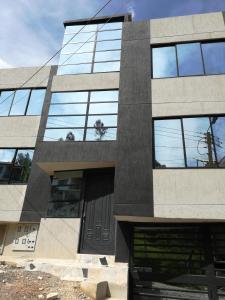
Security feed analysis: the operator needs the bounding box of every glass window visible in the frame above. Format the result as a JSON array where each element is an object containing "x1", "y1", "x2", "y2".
[
  {"x1": 152, "y1": 46, "x2": 177, "y2": 78},
  {"x1": 11, "y1": 149, "x2": 34, "y2": 183},
  {"x1": 47, "y1": 116, "x2": 86, "y2": 128},
  {"x1": 63, "y1": 32, "x2": 95, "y2": 44},
  {"x1": 44, "y1": 129, "x2": 84, "y2": 141},
  {"x1": 59, "y1": 52, "x2": 93, "y2": 65},
  {"x1": 211, "y1": 117, "x2": 225, "y2": 167},
  {"x1": 89, "y1": 102, "x2": 118, "y2": 114},
  {"x1": 49, "y1": 103, "x2": 87, "y2": 115},
  {"x1": 65, "y1": 24, "x2": 97, "y2": 34},
  {"x1": 177, "y1": 43, "x2": 204, "y2": 76},
  {"x1": 0, "y1": 91, "x2": 14, "y2": 116},
  {"x1": 0, "y1": 149, "x2": 16, "y2": 163},
  {"x1": 51, "y1": 92, "x2": 88, "y2": 103},
  {"x1": 57, "y1": 64, "x2": 92, "y2": 75},
  {"x1": 96, "y1": 40, "x2": 121, "y2": 51},
  {"x1": 86, "y1": 127, "x2": 117, "y2": 141},
  {"x1": 87, "y1": 115, "x2": 117, "y2": 127},
  {"x1": 93, "y1": 61, "x2": 120, "y2": 73},
  {"x1": 154, "y1": 119, "x2": 185, "y2": 168},
  {"x1": 26, "y1": 89, "x2": 46, "y2": 115},
  {"x1": 98, "y1": 22, "x2": 122, "y2": 31},
  {"x1": 183, "y1": 117, "x2": 216, "y2": 167},
  {"x1": 61, "y1": 42, "x2": 95, "y2": 54},
  {"x1": 9, "y1": 89, "x2": 30, "y2": 115},
  {"x1": 202, "y1": 42, "x2": 225, "y2": 75},
  {"x1": 94, "y1": 50, "x2": 120, "y2": 62},
  {"x1": 90, "y1": 90, "x2": 118, "y2": 102},
  {"x1": 97, "y1": 30, "x2": 122, "y2": 41}
]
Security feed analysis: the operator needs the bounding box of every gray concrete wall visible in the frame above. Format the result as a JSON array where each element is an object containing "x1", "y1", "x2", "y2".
[
  {"x1": 150, "y1": 12, "x2": 225, "y2": 44},
  {"x1": 0, "y1": 66, "x2": 51, "y2": 89},
  {"x1": 154, "y1": 169, "x2": 225, "y2": 219}
]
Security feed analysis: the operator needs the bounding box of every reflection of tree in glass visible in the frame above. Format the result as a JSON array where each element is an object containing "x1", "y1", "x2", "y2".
[
  {"x1": 66, "y1": 131, "x2": 75, "y2": 141},
  {"x1": 15, "y1": 152, "x2": 32, "y2": 182},
  {"x1": 94, "y1": 119, "x2": 108, "y2": 141}
]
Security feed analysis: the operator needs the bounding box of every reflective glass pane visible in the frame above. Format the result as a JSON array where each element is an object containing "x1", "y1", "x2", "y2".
[
  {"x1": 44, "y1": 129, "x2": 84, "y2": 141},
  {"x1": 94, "y1": 50, "x2": 120, "y2": 62},
  {"x1": 11, "y1": 149, "x2": 34, "y2": 183},
  {"x1": 152, "y1": 46, "x2": 177, "y2": 78},
  {"x1": 61, "y1": 42, "x2": 94, "y2": 54},
  {"x1": 0, "y1": 91, "x2": 14, "y2": 116},
  {"x1": 90, "y1": 90, "x2": 118, "y2": 102},
  {"x1": 47, "y1": 116, "x2": 86, "y2": 128},
  {"x1": 211, "y1": 117, "x2": 225, "y2": 167},
  {"x1": 26, "y1": 89, "x2": 46, "y2": 115},
  {"x1": 0, "y1": 165, "x2": 11, "y2": 182},
  {"x1": 63, "y1": 32, "x2": 95, "y2": 44},
  {"x1": 14, "y1": 149, "x2": 34, "y2": 166},
  {"x1": 202, "y1": 42, "x2": 225, "y2": 75},
  {"x1": 93, "y1": 61, "x2": 120, "y2": 72},
  {"x1": 52, "y1": 185, "x2": 81, "y2": 202},
  {"x1": 57, "y1": 64, "x2": 92, "y2": 75},
  {"x1": 177, "y1": 43, "x2": 204, "y2": 76},
  {"x1": 51, "y1": 92, "x2": 88, "y2": 103},
  {"x1": 87, "y1": 115, "x2": 117, "y2": 127},
  {"x1": 96, "y1": 40, "x2": 121, "y2": 51},
  {"x1": 65, "y1": 24, "x2": 97, "y2": 34},
  {"x1": 98, "y1": 22, "x2": 122, "y2": 31},
  {"x1": 183, "y1": 117, "x2": 216, "y2": 167},
  {"x1": 59, "y1": 52, "x2": 93, "y2": 65},
  {"x1": 86, "y1": 128, "x2": 117, "y2": 141},
  {"x1": 10, "y1": 89, "x2": 30, "y2": 115},
  {"x1": 47, "y1": 201, "x2": 80, "y2": 218},
  {"x1": 89, "y1": 102, "x2": 118, "y2": 114},
  {"x1": 154, "y1": 119, "x2": 185, "y2": 168},
  {"x1": 0, "y1": 149, "x2": 16, "y2": 163},
  {"x1": 49, "y1": 103, "x2": 87, "y2": 115},
  {"x1": 97, "y1": 30, "x2": 121, "y2": 41}
]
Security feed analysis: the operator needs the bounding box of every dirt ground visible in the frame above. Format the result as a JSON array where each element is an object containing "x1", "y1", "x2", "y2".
[{"x1": 0, "y1": 262, "x2": 92, "y2": 300}]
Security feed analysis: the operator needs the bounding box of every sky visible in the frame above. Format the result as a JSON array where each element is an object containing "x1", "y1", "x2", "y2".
[{"x1": 1, "y1": 0, "x2": 225, "y2": 68}]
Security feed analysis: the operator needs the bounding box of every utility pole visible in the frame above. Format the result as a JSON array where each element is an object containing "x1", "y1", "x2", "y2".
[{"x1": 206, "y1": 132, "x2": 213, "y2": 167}]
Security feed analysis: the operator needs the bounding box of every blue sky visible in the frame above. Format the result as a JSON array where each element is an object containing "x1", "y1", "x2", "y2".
[{"x1": 1, "y1": 0, "x2": 225, "y2": 68}]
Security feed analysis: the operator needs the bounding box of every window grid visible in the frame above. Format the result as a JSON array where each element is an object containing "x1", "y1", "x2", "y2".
[
  {"x1": 152, "y1": 41, "x2": 225, "y2": 79},
  {"x1": 0, "y1": 88, "x2": 46, "y2": 117},
  {"x1": 45, "y1": 90, "x2": 119, "y2": 142}
]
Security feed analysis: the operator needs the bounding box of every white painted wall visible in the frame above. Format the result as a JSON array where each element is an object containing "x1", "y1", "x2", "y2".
[{"x1": 154, "y1": 169, "x2": 225, "y2": 219}]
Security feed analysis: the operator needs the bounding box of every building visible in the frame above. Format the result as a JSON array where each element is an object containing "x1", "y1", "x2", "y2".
[{"x1": 0, "y1": 11, "x2": 225, "y2": 300}]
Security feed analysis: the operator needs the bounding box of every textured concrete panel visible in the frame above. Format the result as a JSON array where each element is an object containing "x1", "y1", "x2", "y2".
[
  {"x1": 154, "y1": 169, "x2": 225, "y2": 219},
  {"x1": 35, "y1": 218, "x2": 80, "y2": 259},
  {"x1": 0, "y1": 66, "x2": 51, "y2": 89},
  {"x1": 152, "y1": 76, "x2": 225, "y2": 117},
  {"x1": 0, "y1": 116, "x2": 41, "y2": 147},
  {"x1": 0, "y1": 185, "x2": 27, "y2": 222},
  {"x1": 150, "y1": 12, "x2": 225, "y2": 44},
  {"x1": 51, "y1": 73, "x2": 120, "y2": 92}
]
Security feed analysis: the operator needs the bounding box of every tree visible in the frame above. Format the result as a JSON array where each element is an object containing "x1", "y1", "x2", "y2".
[{"x1": 94, "y1": 119, "x2": 108, "y2": 141}]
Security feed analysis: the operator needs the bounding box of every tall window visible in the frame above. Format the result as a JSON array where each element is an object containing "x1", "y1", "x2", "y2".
[
  {"x1": 44, "y1": 90, "x2": 118, "y2": 141},
  {"x1": 152, "y1": 41, "x2": 225, "y2": 78},
  {"x1": 154, "y1": 116, "x2": 225, "y2": 168},
  {"x1": 0, "y1": 148, "x2": 34, "y2": 183},
  {"x1": 57, "y1": 22, "x2": 122, "y2": 75},
  {"x1": 0, "y1": 89, "x2": 46, "y2": 116}
]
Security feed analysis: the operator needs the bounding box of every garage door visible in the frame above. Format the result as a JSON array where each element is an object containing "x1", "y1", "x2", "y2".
[{"x1": 131, "y1": 225, "x2": 225, "y2": 300}]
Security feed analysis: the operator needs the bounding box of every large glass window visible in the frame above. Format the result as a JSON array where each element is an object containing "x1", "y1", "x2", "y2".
[
  {"x1": 152, "y1": 41, "x2": 225, "y2": 78},
  {"x1": 44, "y1": 90, "x2": 119, "y2": 141},
  {"x1": 0, "y1": 88, "x2": 46, "y2": 116},
  {"x1": 58, "y1": 21, "x2": 122, "y2": 75},
  {"x1": 47, "y1": 171, "x2": 83, "y2": 218},
  {"x1": 154, "y1": 116, "x2": 225, "y2": 168},
  {"x1": 0, "y1": 148, "x2": 34, "y2": 183}
]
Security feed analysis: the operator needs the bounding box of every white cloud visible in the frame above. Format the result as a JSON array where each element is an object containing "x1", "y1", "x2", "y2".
[{"x1": 0, "y1": 58, "x2": 12, "y2": 68}]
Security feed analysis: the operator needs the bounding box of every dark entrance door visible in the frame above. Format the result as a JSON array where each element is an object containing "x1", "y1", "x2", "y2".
[
  {"x1": 131, "y1": 224, "x2": 225, "y2": 300},
  {"x1": 80, "y1": 168, "x2": 115, "y2": 255}
]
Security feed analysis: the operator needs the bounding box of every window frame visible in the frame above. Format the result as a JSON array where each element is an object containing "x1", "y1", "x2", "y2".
[
  {"x1": 0, "y1": 148, "x2": 35, "y2": 184},
  {"x1": 153, "y1": 114, "x2": 225, "y2": 169},
  {"x1": 152, "y1": 40, "x2": 225, "y2": 79}
]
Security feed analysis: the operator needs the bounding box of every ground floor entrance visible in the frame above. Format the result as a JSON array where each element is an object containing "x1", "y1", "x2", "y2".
[{"x1": 130, "y1": 224, "x2": 225, "y2": 300}]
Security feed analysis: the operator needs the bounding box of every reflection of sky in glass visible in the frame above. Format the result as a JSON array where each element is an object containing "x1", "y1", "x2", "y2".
[
  {"x1": 65, "y1": 24, "x2": 97, "y2": 34},
  {"x1": 86, "y1": 128, "x2": 117, "y2": 141},
  {"x1": 154, "y1": 119, "x2": 185, "y2": 167},
  {"x1": 177, "y1": 43, "x2": 204, "y2": 76},
  {"x1": 0, "y1": 149, "x2": 16, "y2": 163},
  {"x1": 10, "y1": 89, "x2": 30, "y2": 115},
  {"x1": 153, "y1": 46, "x2": 177, "y2": 78},
  {"x1": 90, "y1": 90, "x2": 118, "y2": 102},
  {"x1": 27, "y1": 89, "x2": 46, "y2": 115},
  {"x1": 44, "y1": 129, "x2": 84, "y2": 141},
  {"x1": 0, "y1": 91, "x2": 14, "y2": 116},
  {"x1": 94, "y1": 50, "x2": 121, "y2": 62},
  {"x1": 63, "y1": 32, "x2": 95, "y2": 44},
  {"x1": 96, "y1": 40, "x2": 121, "y2": 51},
  {"x1": 49, "y1": 104, "x2": 87, "y2": 115},
  {"x1": 51, "y1": 92, "x2": 88, "y2": 103},
  {"x1": 202, "y1": 42, "x2": 225, "y2": 74},
  {"x1": 59, "y1": 53, "x2": 93, "y2": 65},
  {"x1": 98, "y1": 22, "x2": 122, "y2": 31},
  {"x1": 61, "y1": 42, "x2": 95, "y2": 54},
  {"x1": 87, "y1": 115, "x2": 117, "y2": 127},
  {"x1": 94, "y1": 61, "x2": 120, "y2": 73},
  {"x1": 89, "y1": 102, "x2": 118, "y2": 114},
  {"x1": 47, "y1": 116, "x2": 86, "y2": 128},
  {"x1": 97, "y1": 30, "x2": 122, "y2": 41},
  {"x1": 183, "y1": 117, "x2": 216, "y2": 167},
  {"x1": 211, "y1": 117, "x2": 225, "y2": 166},
  {"x1": 57, "y1": 64, "x2": 92, "y2": 75}
]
